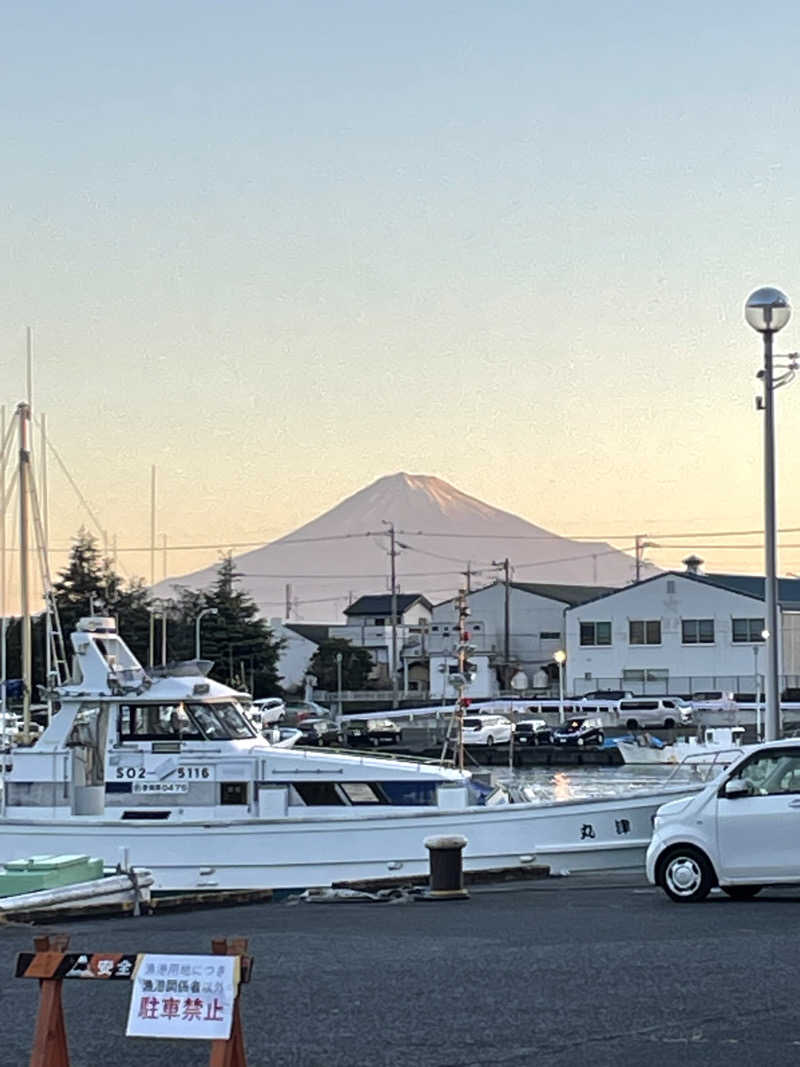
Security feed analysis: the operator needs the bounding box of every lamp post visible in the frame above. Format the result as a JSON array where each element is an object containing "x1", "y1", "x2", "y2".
[
  {"x1": 753, "y1": 636, "x2": 767, "y2": 742},
  {"x1": 195, "y1": 607, "x2": 218, "y2": 660},
  {"x1": 335, "y1": 651, "x2": 343, "y2": 724},
  {"x1": 553, "y1": 650, "x2": 566, "y2": 725},
  {"x1": 745, "y1": 287, "x2": 793, "y2": 741}
]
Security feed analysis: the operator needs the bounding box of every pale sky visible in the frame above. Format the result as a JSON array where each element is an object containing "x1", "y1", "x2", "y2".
[{"x1": 2, "y1": 0, "x2": 800, "y2": 600}]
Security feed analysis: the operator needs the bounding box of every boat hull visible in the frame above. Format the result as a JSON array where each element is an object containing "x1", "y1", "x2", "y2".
[
  {"x1": 0, "y1": 786, "x2": 701, "y2": 891},
  {"x1": 615, "y1": 742, "x2": 678, "y2": 766}
]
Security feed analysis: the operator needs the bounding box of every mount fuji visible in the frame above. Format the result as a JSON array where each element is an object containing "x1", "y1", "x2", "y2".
[{"x1": 154, "y1": 473, "x2": 652, "y2": 620}]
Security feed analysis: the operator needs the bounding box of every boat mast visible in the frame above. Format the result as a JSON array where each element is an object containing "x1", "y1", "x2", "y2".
[
  {"x1": 455, "y1": 588, "x2": 470, "y2": 774},
  {"x1": 1, "y1": 404, "x2": 5, "y2": 724},
  {"x1": 18, "y1": 402, "x2": 31, "y2": 744}
]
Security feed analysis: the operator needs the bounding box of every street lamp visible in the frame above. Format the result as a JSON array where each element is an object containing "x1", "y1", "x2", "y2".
[
  {"x1": 753, "y1": 630, "x2": 769, "y2": 742},
  {"x1": 335, "y1": 651, "x2": 343, "y2": 723},
  {"x1": 195, "y1": 607, "x2": 218, "y2": 660},
  {"x1": 553, "y1": 650, "x2": 566, "y2": 725},
  {"x1": 746, "y1": 286, "x2": 793, "y2": 741}
]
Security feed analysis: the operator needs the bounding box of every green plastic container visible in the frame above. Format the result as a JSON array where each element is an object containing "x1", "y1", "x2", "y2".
[{"x1": 0, "y1": 854, "x2": 104, "y2": 897}]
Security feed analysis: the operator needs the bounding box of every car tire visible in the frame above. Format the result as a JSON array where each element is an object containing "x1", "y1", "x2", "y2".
[
  {"x1": 596, "y1": 731, "x2": 605, "y2": 745},
  {"x1": 663, "y1": 718, "x2": 675, "y2": 729},
  {"x1": 485, "y1": 735, "x2": 495, "y2": 748},
  {"x1": 721, "y1": 885, "x2": 763, "y2": 900},
  {"x1": 657, "y1": 846, "x2": 716, "y2": 903},
  {"x1": 626, "y1": 719, "x2": 639, "y2": 730}
]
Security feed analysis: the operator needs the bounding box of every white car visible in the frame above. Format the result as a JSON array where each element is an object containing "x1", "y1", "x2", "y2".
[
  {"x1": 647, "y1": 739, "x2": 800, "y2": 902},
  {"x1": 251, "y1": 697, "x2": 286, "y2": 725},
  {"x1": 618, "y1": 697, "x2": 692, "y2": 730},
  {"x1": 462, "y1": 714, "x2": 512, "y2": 747}
]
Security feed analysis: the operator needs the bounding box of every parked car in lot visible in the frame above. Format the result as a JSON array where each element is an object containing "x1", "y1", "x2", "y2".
[
  {"x1": 462, "y1": 714, "x2": 512, "y2": 747},
  {"x1": 283, "y1": 700, "x2": 333, "y2": 724},
  {"x1": 552, "y1": 717, "x2": 605, "y2": 747},
  {"x1": 295, "y1": 718, "x2": 342, "y2": 747},
  {"x1": 365, "y1": 719, "x2": 403, "y2": 746},
  {"x1": 342, "y1": 720, "x2": 371, "y2": 747},
  {"x1": 618, "y1": 697, "x2": 692, "y2": 730},
  {"x1": 250, "y1": 697, "x2": 286, "y2": 725},
  {"x1": 513, "y1": 718, "x2": 552, "y2": 746},
  {"x1": 690, "y1": 690, "x2": 738, "y2": 713},
  {"x1": 647, "y1": 740, "x2": 800, "y2": 902}
]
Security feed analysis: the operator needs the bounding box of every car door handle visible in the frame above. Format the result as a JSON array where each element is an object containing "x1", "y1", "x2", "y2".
[{"x1": 789, "y1": 799, "x2": 800, "y2": 808}]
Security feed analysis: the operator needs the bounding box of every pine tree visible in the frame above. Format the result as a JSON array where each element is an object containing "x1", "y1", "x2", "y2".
[
  {"x1": 170, "y1": 555, "x2": 284, "y2": 697},
  {"x1": 51, "y1": 528, "x2": 119, "y2": 638}
]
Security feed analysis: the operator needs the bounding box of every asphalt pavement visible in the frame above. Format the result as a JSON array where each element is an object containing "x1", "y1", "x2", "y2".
[{"x1": 2, "y1": 872, "x2": 799, "y2": 1066}]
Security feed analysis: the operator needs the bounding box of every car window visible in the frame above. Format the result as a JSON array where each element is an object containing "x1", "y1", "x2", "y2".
[
  {"x1": 463, "y1": 718, "x2": 481, "y2": 728},
  {"x1": 730, "y1": 750, "x2": 800, "y2": 795}
]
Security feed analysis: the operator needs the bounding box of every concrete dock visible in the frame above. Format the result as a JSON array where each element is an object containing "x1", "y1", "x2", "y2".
[{"x1": 2, "y1": 871, "x2": 800, "y2": 1065}]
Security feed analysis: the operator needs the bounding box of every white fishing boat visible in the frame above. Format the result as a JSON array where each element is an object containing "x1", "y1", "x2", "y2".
[
  {"x1": 616, "y1": 726, "x2": 748, "y2": 766},
  {"x1": 0, "y1": 617, "x2": 710, "y2": 891}
]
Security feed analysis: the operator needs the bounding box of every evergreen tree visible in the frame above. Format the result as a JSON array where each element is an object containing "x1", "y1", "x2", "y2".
[
  {"x1": 51, "y1": 528, "x2": 120, "y2": 638},
  {"x1": 169, "y1": 555, "x2": 283, "y2": 697}
]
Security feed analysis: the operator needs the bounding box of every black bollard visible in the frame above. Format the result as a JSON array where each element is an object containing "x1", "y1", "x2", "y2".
[{"x1": 423, "y1": 835, "x2": 469, "y2": 900}]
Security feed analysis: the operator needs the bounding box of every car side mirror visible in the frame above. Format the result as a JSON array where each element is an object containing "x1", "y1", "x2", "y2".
[{"x1": 721, "y1": 778, "x2": 751, "y2": 799}]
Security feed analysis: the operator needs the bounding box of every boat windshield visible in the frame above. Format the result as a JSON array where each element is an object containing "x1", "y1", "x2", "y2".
[
  {"x1": 185, "y1": 702, "x2": 256, "y2": 740},
  {"x1": 119, "y1": 701, "x2": 257, "y2": 741}
]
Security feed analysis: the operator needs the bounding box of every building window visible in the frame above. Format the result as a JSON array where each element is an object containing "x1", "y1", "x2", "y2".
[
  {"x1": 732, "y1": 618, "x2": 766, "y2": 643},
  {"x1": 682, "y1": 619, "x2": 715, "y2": 644},
  {"x1": 373, "y1": 617, "x2": 385, "y2": 626},
  {"x1": 623, "y1": 668, "x2": 669, "y2": 683},
  {"x1": 629, "y1": 620, "x2": 661, "y2": 645},
  {"x1": 540, "y1": 631, "x2": 561, "y2": 640},
  {"x1": 580, "y1": 622, "x2": 611, "y2": 646}
]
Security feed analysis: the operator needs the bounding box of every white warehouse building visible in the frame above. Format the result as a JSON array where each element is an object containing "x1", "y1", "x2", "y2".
[{"x1": 564, "y1": 570, "x2": 800, "y2": 697}]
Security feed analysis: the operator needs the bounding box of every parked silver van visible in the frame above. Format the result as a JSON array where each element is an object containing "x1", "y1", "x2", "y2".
[{"x1": 618, "y1": 697, "x2": 692, "y2": 730}]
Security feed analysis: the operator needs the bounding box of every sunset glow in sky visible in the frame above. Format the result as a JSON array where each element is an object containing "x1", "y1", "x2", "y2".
[{"x1": 3, "y1": 1, "x2": 800, "y2": 599}]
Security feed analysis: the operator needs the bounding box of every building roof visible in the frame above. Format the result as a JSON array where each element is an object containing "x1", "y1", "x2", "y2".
[
  {"x1": 433, "y1": 580, "x2": 615, "y2": 610},
  {"x1": 563, "y1": 570, "x2": 800, "y2": 611},
  {"x1": 510, "y1": 581, "x2": 618, "y2": 607},
  {"x1": 344, "y1": 594, "x2": 432, "y2": 617},
  {"x1": 696, "y1": 572, "x2": 800, "y2": 607},
  {"x1": 284, "y1": 623, "x2": 330, "y2": 645}
]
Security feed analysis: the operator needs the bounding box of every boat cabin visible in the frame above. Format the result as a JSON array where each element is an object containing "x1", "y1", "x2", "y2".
[{"x1": 2, "y1": 618, "x2": 486, "y2": 824}]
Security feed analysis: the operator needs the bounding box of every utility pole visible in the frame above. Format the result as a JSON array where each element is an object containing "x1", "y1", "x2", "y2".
[
  {"x1": 285, "y1": 583, "x2": 292, "y2": 620},
  {"x1": 384, "y1": 521, "x2": 399, "y2": 708},
  {"x1": 634, "y1": 535, "x2": 656, "y2": 583},
  {"x1": 492, "y1": 557, "x2": 511, "y2": 688},
  {"x1": 461, "y1": 561, "x2": 472, "y2": 593}
]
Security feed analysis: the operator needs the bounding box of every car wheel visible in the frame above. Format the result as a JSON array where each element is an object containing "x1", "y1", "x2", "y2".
[
  {"x1": 625, "y1": 719, "x2": 639, "y2": 730},
  {"x1": 657, "y1": 846, "x2": 715, "y2": 903},
  {"x1": 485, "y1": 735, "x2": 495, "y2": 748},
  {"x1": 663, "y1": 717, "x2": 675, "y2": 729},
  {"x1": 596, "y1": 731, "x2": 605, "y2": 745},
  {"x1": 722, "y1": 885, "x2": 763, "y2": 900},
  {"x1": 395, "y1": 731, "x2": 403, "y2": 743}
]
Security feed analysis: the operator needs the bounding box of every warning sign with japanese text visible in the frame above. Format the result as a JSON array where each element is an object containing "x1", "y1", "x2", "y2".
[{"x1": 125, "y1": 953, "x2": 239, "y2": 1040}]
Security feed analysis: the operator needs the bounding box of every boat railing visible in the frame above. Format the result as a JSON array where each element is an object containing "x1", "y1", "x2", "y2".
[{"x1": 665, "y1": 746, "x2": 747, "y2": 784}]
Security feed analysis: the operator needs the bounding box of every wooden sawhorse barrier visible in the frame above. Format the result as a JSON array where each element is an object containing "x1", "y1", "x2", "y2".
[{"x1": 16, "y1": 934, "x2": 253, "y2": 1067}]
